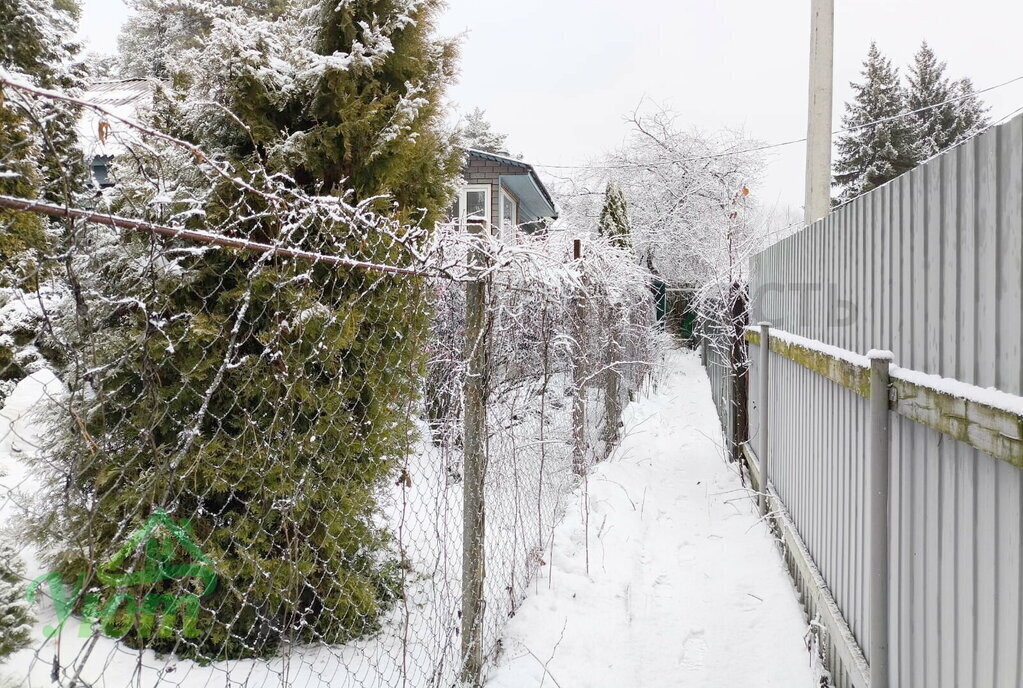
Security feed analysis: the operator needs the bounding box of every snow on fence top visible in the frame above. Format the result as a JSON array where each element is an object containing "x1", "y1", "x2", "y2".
[
  {"x1": 747, "y1": 324, "x2": 1023, "y2": 418},
  {"x1": 742, "y1": 325, "x2": 1023, "y2": 467}
]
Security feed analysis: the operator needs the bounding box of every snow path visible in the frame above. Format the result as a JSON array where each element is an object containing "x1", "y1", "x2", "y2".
[{"x1": 486, "y1": 349, "x2": 820, "y2": 687}]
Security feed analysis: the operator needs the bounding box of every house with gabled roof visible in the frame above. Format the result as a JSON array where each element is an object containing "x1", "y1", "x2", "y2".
[
  {"x1": 453, "y1": 149, "x2": 559, "y2": 237},
  {"x1": 78, "y1": 82, "x2": 560, "y2": 236}
]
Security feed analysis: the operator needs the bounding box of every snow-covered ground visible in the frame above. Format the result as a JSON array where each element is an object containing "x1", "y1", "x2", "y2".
[
  {"x1": 1, "y1": 350, "x2": 817, "y2": 688},
  {"x1": 0, "y1": 368, "x2": 579, "y2": 688},
  {"x1": 486, "y1": 349, "x2": 821, "y2": 688}
]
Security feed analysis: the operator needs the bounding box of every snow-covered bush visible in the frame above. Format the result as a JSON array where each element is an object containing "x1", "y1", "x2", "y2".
[
  {"x1": 425, "y1": 225, "x2": 655, "y2": 464},
  {"x1": 18, "y1": 0, "x2": 464, "y2": 663},
  {"x1": 557, "y1": 103, "x2": 766, "y2": 292}
]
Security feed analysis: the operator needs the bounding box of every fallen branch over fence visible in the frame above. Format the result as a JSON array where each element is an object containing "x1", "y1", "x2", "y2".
[{"x1": 0, "y1": 194, "x2": 428, "y2": 276}]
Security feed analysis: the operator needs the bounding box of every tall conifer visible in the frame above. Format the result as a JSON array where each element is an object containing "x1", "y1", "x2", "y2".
[
  {"x1": 33, "y1": 0, "x2": 462, "y2": 659},
  {"x1": 0, "y1": 0, "x2": 85, "y2": 287},
  {"x1": 598, "y1": 182, "x2": 632, "y2": 251},
  {"x1": 461, "y1": 108, "x2": 508, "y2": 154},
  {"x1": 906, "y1": 42, "x2": 989, "y2": 158},
  {"x1": 948, "y1": 77, "x2": 990, "y2": 146},
  {"x1": 906, "y1": 42, "x2": 956, "y2": 159},
  {"x1": 833, "y1": 43, "x2": 919, "y2": 204}
]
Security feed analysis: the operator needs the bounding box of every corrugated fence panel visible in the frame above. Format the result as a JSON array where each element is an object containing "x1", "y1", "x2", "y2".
[{"x1": 743, "y1": 114, "x2": 1023, "y2": 687}]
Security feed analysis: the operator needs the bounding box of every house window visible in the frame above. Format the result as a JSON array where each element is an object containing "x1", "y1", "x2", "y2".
[
  {"x1": 500, "y1": 191, "x2": 517, "y2": 238},
  {"x1": 456, "y1": 185, "x2": 491, "y2": 227}
]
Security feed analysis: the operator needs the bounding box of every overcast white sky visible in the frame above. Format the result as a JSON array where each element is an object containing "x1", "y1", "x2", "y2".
[{"x1": 78, "y1": 0, "x2": 1023, "y2": 213}]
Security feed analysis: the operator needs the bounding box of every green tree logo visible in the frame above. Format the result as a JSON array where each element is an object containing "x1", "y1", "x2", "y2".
[{"x1": 27, "y1": 510, "x2": 217, "y2": 640}]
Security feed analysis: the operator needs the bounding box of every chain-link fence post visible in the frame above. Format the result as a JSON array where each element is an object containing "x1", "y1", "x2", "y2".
[
  {"x1": 571, "y1": 239, "x2": 587, "y2": 475},
  {"x1": 460, "y1": 221, "x2": 489, "y2": 686},
  {"x1": 603, "y1": 303, "x2": 623, "y2": 456}
]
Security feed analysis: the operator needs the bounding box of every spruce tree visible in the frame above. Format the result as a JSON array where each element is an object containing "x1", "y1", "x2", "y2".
[
  {"x1": 949, "y1": 77, "x2": 990, "y2": 145},
  {"x1": 461, "y1": 107, "x2": 509, "y2": 154},
  {"x1": 833, "y1": 43, "x2": 919, "y2": 204},
  {"x1": 32, "y1": 0, "x2": 462, "y2": 660},
  {"x1": 598, "y1": 182, "x2": 632, "y2": 250},
  {"x1": 906, "y1": 42, "x2": 956, "y2": 159},
  {"x1": 906, "y1": 42, "x2": 990, "y2": 158}
]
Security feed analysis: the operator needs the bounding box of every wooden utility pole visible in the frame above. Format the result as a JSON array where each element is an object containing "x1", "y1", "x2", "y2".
[{"x1": 805, "y1": 0, "x2": 835, "y2": 226}]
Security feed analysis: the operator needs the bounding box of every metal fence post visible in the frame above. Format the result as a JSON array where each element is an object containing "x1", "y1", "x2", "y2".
[
  {"x1": 758, "y1": 322, "x2": 772, "y2": 516},
  {"x1": 868, "y1": 350, "x2": 893, "y2": 688},
  {"x1": 461, "y1": 221, "x2": 489, "y2": 686}
]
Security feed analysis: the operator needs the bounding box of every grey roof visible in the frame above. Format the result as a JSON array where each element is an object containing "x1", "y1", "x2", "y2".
[
  {"x1": 466, "y1": 149, "x2": 559, "y2": 220},
  {"x1": 78, "y1": 79, "x2": 158, "y2": 158},
  {"x1": 81, "y1": 79, "x2": 156, "y2": 107}
]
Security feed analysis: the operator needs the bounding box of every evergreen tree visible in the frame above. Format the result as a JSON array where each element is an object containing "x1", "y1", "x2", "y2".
[
  {"x1": 833, "y1": 43, "x2": 919, "y2": 204},
  {"x1": 83, "y1": 51, "x2": 121, "y2": 79},
  {"x1": 33, "y1": 0, "x2": 462, "y2": 660},
  {"x1": 906, "y1": 42, "x2": 956, "y2": 159},
  {"x1": 906, "y1": 42, "x2": 990, "y2": 158},
  {"x1": 460, "y1": 107, "x2": 509, "y2": 154},
  {"x1": 598, "y1": 182, "x2": 632, "y2": 250},
  {"x1": 949, "y1": 77, "x2": 990, "y2": 145},
  {"x1": 0, "y1": 543, "x2": 33, "y2": 660},
  {"x1": 0, "y1": 0, "x2": 85, "y2": 287},
  {"x1": 116, "y1": 0, "x2": 287, "y2": 78},
  {"x1": 0, "y1": 0, "x2": 86, "y2": 393}
]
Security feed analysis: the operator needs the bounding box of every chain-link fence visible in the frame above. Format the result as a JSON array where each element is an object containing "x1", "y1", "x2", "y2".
[{"x1": 0, "y1": 80, "x2": 655, "y2": 688}]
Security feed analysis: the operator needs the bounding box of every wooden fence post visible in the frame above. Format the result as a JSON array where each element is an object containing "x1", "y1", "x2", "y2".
[
  {"x1": 758, "y1": 322, "x2": 772, "y2": 516},
  {"x1": 603, "y1": 301, "x2": 623, "y2": 456},
  {"x1": 729, "y1": 283, "x2": 750, "y2": 463},
  {"x1": 868, "y1": 350, "x2": 893, "y2": 688},
  {"x1": 461, "y1": 221, "x2": 489, "y2": 686},
  {"x1": 572, "y1": 239, "x2": 587, "y2": 475}
]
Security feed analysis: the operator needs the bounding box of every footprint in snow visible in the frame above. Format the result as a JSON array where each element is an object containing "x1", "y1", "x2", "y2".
[{"x1": 679, "y1": 629, "x2": 708, "y2": 671}]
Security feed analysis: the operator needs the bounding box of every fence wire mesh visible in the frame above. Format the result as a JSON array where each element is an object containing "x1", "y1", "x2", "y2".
[{"x1": 0, "y1": 79, "x2": 656, "y2": 688}]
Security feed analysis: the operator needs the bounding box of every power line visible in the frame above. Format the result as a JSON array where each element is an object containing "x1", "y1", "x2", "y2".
[
  {"x1": 994, "y1": 103, "x2": 1023, "y2": 127},
  {"x1": 534, "y1": 74, "x2": 1023, "y2": 172}
]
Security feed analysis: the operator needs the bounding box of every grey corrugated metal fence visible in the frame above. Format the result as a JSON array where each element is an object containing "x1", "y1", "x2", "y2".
[
  {"x1": 705, "y1": 113, "x2": 1023, "y2": 688},
  {"x1": 703, "y1": 325, "x2": 733, "y2": 440}
]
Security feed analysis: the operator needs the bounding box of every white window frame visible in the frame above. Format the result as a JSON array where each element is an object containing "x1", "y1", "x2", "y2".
[
  {"x1": 458, "y1": 184, "x2": 491, "y2": 229},
  {"x1": 499, "y1": 188, "x2": 518, "y2": 240}
]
